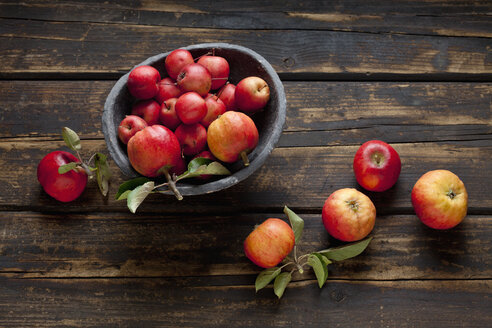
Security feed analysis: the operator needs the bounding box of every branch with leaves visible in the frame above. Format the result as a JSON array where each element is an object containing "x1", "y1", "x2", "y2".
[
  {"x1": 116, "y1": 157, "x2": 231, "y2": 213},
  {"x1": 58, "y1": 127, "x2": 112, "y2": 197},
  {"x1": 255, "y1": 206, "x2": 373, "y2": 298}
]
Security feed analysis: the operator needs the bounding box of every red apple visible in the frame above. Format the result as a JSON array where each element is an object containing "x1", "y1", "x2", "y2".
[
  {"x1": 127, "y1": 65, "x2": 160, "y2": 99},
  {"x1": 118, "y1": 115, "x2": 148, "y2": 144},
  {"x1": 155, "y1": 77, "x2": 181, "y2": 104},
  {"x1": 244, "y1": 218, "x2": 295, "y2": 268},
  {"x1": 176, "y1": 63, "x2": 212, "y2": 97},
  {"x1": 353, "y1": 140, "x2": 401, "y2": 192},
  {"x1": 175, "y1": 123, "x2": 207, "y2": 156},
  {"x1": 165, "y1": 49, "x2": 194, "y2": 80},
  {"x1": 127, "y1": 125, "x2": 182, "y2": 178},
  {"x1": 412, "y1": 170, "x2": 468, "y2": 229},
  {"x1": 235, "y1": 76, "x2": 270, "y2": 113},
  {"x1": 217, "y1": 83, "x2": 236, "y2": 111},
  {"x1": 197, "y1": 55, "x2": 230, "y2": 90},
  {"x1": 131, "y1": 99, "x2": 161, "y2": 126},
  {"x1": 207, "y1": 111, "x2": 259, "y2": 166},
  {"x1": 322, "y1": 188, "x2": 376, "y2": 242},
  {"x1": 175, "y1": 92, "x2": 207, "y2": 125},
  {"x1": 159, "y1": 98, "x2": 181, "y2": 130},
  {"x1": 37, "y1": 151, "x2": 88, "y2": 202},
  {"x1": 200, "y1": 95, "x2": 226, "y2": 128}
]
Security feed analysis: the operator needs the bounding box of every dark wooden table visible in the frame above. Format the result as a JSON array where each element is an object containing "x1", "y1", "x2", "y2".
[{"x1": 1, "y1": 1, "x2": 491, "y2": 326}]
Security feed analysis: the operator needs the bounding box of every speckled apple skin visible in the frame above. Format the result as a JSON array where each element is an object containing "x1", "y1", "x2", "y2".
[
  {"x1": 322, "y1": 188, "x2": 376, "y2": 242},
  {"x1": 412, "y1": 170, "x2": 468, "y2": 229},
  {"x1": 244, "y1": 218, "x2": 295, "y2": 268}
]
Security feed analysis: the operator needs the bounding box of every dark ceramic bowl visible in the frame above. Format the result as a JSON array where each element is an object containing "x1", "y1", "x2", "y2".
[{"x1": 102, "y1": 43, "x2": 286, "y2": 196}]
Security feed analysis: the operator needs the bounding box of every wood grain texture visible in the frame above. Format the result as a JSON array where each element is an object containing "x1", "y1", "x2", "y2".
[
  {"x1": 1, "y1": 18, "x2": 491, "y2": 77},
  {"x1": 0, "y1": 212, "x2": 490, "y2": 280},
  {"x1": 0, "y1": 277, "x2": 490, "y2": 327},
  {"x1": 1, "y1": 81, "x2": 490, "y2": 140},
  {"x1": 1, "y1": 1, "x2": 491, "y2": 37},
  {"x1": 0, "y1": 140, "x2": 490, "y2": 213}
]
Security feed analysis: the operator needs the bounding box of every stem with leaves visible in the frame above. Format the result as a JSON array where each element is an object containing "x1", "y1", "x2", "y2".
[
  {"x1": 254, "y1": 206, "x2": 373, "y2": 299},
  {"x1": 58, "y1": 127, "x2": 112, "y2": 197},
  {"x1": 116, "y1": 157, "x2": 231, "y2": 213}
]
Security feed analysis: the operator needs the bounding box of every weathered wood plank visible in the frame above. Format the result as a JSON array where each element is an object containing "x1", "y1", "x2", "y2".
[
  {"x1": 1, "y1": 19, "x2": 490, "y2": 77},
  {"x1": 0, "y1": 277, "x2": 490, "y2": 327},
  {"x1": 1, "y1": 81, "x2": 490, "y2": 141},
  {"x1": 0, "y1": 140, "x2": 490, "y2": 212},
  {"x1": 1, "y1": 1, "x2": 491, "y2": 37},
  {"x1": 0, "y1": 212, "x2": 489, "y2": 280}
]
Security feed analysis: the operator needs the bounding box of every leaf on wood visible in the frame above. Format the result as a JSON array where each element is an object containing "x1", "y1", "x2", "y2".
[
  {"x1": 283, "y1": 206, "x2": 304, "y2": 244},
  {"x1": 115, "y1": 177, "x2": 150, "y2": 200},
  {"x1": 61, "y1": 127, "x2": 81, "y2": 151},
  {"x1": 274, "y1": 272, "x2": 292, "y2": 299},
  {"x1": 127, "y1": 181, "x2": 155, "y2": 213},
  {"x1": 255, "y1": 267, "x2": 281, "y2": 292},
  {"x1": 308, "y1": 253, "x2": 329, "y2": 288},
  {"x1": 318, "y1": 237, "x2": 373, "y2": 261},
  {"x1": 94, "y1": 152, "x2": 111, "y2": 197}
]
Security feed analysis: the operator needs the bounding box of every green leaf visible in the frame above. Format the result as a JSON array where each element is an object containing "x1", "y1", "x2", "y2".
[
  {"x1": 255, "y1": 267, "x2": 281, "y2": 292},
  {"x1": 115, "y1": 177, "x2": 150, "y2": 200},
  {"x1": 62, "y1": 127, "x2": 81, "y2": 151},
  {"x1": 308, "y1": 253, "x2": 329, "y2": 288},
  {"x1": 127, "y1": 181, "x2": 154, "y2": 213},
  {"x1": 318, "y1": 237, "x2": 373, "y2": 262},
  {"x1": 283, "y1": 206, "x2": 304, "y2": 244},
  {"x1": 177, "y1": 159, "x2": 231, "y2": 181},
  {"x1": 273, "y1": 272, "x2": 292, "y2": 299},
  {"x1": 116, "y1": 190, "x2": 131, "y2": 200},
  {"x1": 58, "y1": 162, "x2": 78, "y2": 174},
  {"x1": 94, "y1": 153, "x2": 112, "y2": 197}
]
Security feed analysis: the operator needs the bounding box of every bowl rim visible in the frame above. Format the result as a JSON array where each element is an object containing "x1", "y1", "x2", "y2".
[{"x1": 102, "y1": 42, "x2": 286, "y2": 196}]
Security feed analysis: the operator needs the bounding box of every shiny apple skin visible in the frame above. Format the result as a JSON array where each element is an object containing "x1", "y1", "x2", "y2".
[
  {"x1": 127, "y1": 125, "x2": 182, "y2": 178},
  {"x1": 175, "y1": 92, "x2": 208, "y2": 125},
  {"x1": 131, "y1": 99, "x2": 161, "y2": 126},
  {"x1": 37, "y1": 151, "x2": 88, "y2": 202},
  {"x1": 244, "y1": 218, "x2": 295, "y2": 268},
  {"x1": 118, "y1": 115, "x2": 148, "y2": 144},
  {"x1": 197, "y1": 55, "x2": 230, "y2": 90},
  {"x1": 322, "y1": 188, "x2": 376, "y2": 242},
  {"x1": 159, "y1": 98, "x2": 181, "y2": 131},
  {"x1": 176, "y1": 63, "x2": 212, "y2": 97},
  {"x1": 155, "y1": 77, "x2": 181, "y2": 104},
  {"x1": 235, "y1": 76, "x2": 270, "y2": 113},
  {"x1": 411, "y1": 170, "x2": 468, "y2": 229},
  {"x1": 207, "y1": 111, "x2": 259, "y2": 163},
  {"x1": 175, "y1": 123, "x2": 207, "y2": 156},
  {"x1": 127, "y1": 65, "x2": 160, "y2": 99},
  {"x1": 218, "y1": 83, "x2": 236, "y2": 111},
  {"x1": 164, "y1": 49, "x2": 194, "y2": 80},
  {"x1": 353, "y1": 140, "x2": 401, "y2": 192}
]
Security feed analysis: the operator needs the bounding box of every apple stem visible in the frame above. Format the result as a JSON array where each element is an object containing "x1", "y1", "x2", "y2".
[
  {"x1": 447, "y1": 189, "x2": 456, "y2": 199},
  {"x1": 162, "y1": 168, "x2": 183, "y2": 201},
  {"x1": 240, "y1": 151, "x2": 250, "y2": 167}
]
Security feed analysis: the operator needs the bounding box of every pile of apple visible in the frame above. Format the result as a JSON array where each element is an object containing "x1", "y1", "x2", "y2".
[{"x1": 118, "y1": 48, "x2": 271, "y2": 183}]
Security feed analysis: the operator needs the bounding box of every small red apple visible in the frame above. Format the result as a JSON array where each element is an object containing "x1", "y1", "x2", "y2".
[
  {"x1": 175, "y1": 92, "x2": 207, "y2": 125},
  {"x1": 235, "y1": 76, "x2": 270, "y2": 113},
  {"x1": 176, "y1": 63, "x2": 212, "y2": 97},
  {"x1": 412, "y1": 170, "x2": 468, "y2": 229},
  {"x1": 244, "y1": 218, "x2": 295, "y2": 268},
  {"x1": 197, "y1": 55, "x2": 230, "y2": 90},
  {"x1": 118, "y1": 115, "x2": 148, "y2": 144},
  {"x1": 155, "y1": 77, "x2": 181, "y2": 104},
  {"x1": 159, "y1": 98, "x2": 181, "y2": 130},
  {"x1": 353, "y1": 140, "x2": 401, "y2": 192},
  {"x1": 322, "y1": 188, "x2": 376, "y2": 242},
  {"x1": 175, "y1": 123, "x2": 207, "y2": 156},
  {"x1": 127, "y1": 65, "x2": 160, "y2": 99},
  {"x1": 200, "y1": 95, "x2": 226, "y2": 128},
  {"x1": 127, "y1": 125, "x2": 182, "y2": 178},
  {"x1": 207, "y1": 111, "x2": 259, "y2": 166},
  {"x1": 37, "y1": 151, "x2": 88, "y2": 202},
  {"x1": 165, "y1": 49, "x2": 194, "y2": 80},
  {"x1": 131, "y1": 99, "x2": 161, "y2": 126},
  {"x1": 218, "y1": 83, "x2": 236, "y2": 111}
]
